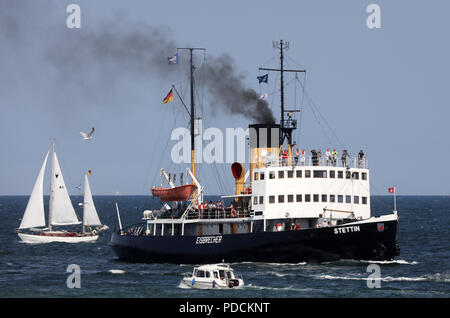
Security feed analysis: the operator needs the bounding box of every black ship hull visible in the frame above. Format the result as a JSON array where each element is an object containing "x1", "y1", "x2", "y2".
[{"x1": 110, "y1": 218, "x2": 400, "y2": 264}]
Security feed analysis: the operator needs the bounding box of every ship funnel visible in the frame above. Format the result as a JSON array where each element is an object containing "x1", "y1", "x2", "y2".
[
  {"x1": 231, "y1": 162, "x2": 245, "y2": 202},
  {"x1": 249, "y1": 123, "x2": 281, "y2": 185}
]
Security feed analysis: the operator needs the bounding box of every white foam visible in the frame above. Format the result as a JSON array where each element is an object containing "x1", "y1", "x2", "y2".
[
  {"x1": 246, "y1": 284, "x2": 311, "y2": 292},
  {"x1": 108, "y1": 269, "x2": 126, "y2": 274},
  {"x1": 316, "y1": 273, "x2": 449, "y2": 282},
  {"x1": 360, "y1": 259, "x2": 419, "y2": 265}
]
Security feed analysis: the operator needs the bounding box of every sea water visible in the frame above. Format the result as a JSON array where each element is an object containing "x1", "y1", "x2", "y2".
[{"x1": 0, "y1": 195, "x2": 448, "y2": 297}]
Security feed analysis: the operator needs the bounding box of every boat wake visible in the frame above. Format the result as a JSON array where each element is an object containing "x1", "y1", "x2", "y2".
[
  {"x1": 315, "y1": 273, "x2": 449, "y2": 282},
  {"x1": 323, "y1": 259, "x2": 418, "y2": 266},
  {"x1": 245, "y1": 284, "x2": 312, "y2": 292}
]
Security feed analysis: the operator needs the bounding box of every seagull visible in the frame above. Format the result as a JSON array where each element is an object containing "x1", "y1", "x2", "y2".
[{"x1": 80, "y1": 127, "x2": 95, "y2": 140}]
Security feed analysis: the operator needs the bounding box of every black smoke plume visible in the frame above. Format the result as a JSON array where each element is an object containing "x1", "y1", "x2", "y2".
[{"x1": 1, "y1": 1, "x2": 275, "y2": 123}]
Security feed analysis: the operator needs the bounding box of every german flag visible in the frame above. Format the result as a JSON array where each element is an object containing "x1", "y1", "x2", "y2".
[{"x1": 162, "y1": 89, "x2": 174, "y2": 104}]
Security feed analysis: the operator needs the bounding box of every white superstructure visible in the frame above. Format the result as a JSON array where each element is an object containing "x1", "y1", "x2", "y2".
[{"x1": 251, "y1": 156, "x2": 370, "y2": 221}]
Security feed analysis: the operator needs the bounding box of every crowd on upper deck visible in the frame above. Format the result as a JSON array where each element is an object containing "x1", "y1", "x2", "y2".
[{"x1": 279, "y1": 148, "x2": 366, "y2": 168}]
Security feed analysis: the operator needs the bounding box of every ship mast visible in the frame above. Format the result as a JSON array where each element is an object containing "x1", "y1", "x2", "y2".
[
  {"x1": 259, "y1": 40, "x2": 306, "y2": 162},
  {"x1": 177, "y1": 47, "x2": 205, "y2": 203}
]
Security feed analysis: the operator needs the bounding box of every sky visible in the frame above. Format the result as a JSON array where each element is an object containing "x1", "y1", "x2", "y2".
[{"x1": 0, "y1": 0, "x2": 449, "y2": 196}]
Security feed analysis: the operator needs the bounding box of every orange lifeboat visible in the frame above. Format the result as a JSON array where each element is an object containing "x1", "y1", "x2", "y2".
[{"x1": 151, "y1": 184, "x2": 197, "y2": 202}]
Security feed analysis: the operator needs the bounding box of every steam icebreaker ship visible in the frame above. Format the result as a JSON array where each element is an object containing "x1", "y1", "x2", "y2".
[{"x1": 110, "y1": 41, "x2": 400, "y2": 263}]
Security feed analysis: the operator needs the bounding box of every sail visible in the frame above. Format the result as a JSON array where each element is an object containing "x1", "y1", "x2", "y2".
[
  {"x1": 49, "y1": 151, "x2": 80, "y2": 226},
  {"x1": 83, "y1": 174, "x2": 101, "y2": 226},
  {"x1": 19, "y1": 151, "x2": 49, "y2": 229}
]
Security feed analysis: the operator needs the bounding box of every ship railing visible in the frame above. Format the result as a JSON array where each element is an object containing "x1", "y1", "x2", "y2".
[
  {"x1": 261, "y1": 155, "x2": 368, "y2": 169},
  {"x1": 119, "y1": 222, "x2": 146, "y2": 236},
  {"x1": 185, "y1": 208, "x2": 251, "y2": 220}
]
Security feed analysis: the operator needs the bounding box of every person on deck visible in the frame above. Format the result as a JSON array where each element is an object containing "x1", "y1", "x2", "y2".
[
  {"x1": 341, "y1": 149, "x2": 349, "y2": 167},
  {"x1": 294, "y1": 148, "x2": 300, "y2": 166},
  {"x1": 358, "y1": 150, "x2": 365, "y2": 168},
  {"x1": 300, "y1": 149, "x2": 306, "y2": 165},
  {"x1": 311, "y1": 149, "x2": 318, "y2": 166},
  {"x1": 326, "y1": 148, "x2": 332, "y2": 166},
  {"x1": 282, "y1": 149, "x2": 288, "y2": 166},
  {"x1": 332, "y1": 148, "x2": 338, "y2": 166}
]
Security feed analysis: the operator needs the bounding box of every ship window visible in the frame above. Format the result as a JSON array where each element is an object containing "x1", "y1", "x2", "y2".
[
  {"x1": 352, "y1": 172, "x2": 359, "y2": 180},
  {"x1": 254, "y1": 172, "x2": 258, "y2": 180},
  {"x1": 254, "y1": 196, "x2": 258, "y2": 205},
  {"x1": 269, "y1": 196, "x2": 275, "y2": 204},
  {"x1": 305, "y1": 170, "x2": 311, "y2": 178},
  {"x1": 322, "y1": 194, "x2": 327, "y2": 202},
  {"x1": 305, "y1": 194, "x2": 311, "y2": 202},
  {"x1": 259, "y1": 196, "x2": 264, "y2": 204},
  {"x1": 260, "y1": 172, "x2": 265, "y2": 180},
  {"x1": 346, "y1": 195, "x2": 351, "y2": 203},
  {"x1": 354, "y1": 196, "x2": 359, "y2": 204},
  {"x1": 362, "y1": 172, "x2": 367, "y2": 180},
  {"x1": 278, "y1": 195, "x2": 285, "y2": 203},
  {"x1": 338, "y1": 195, "x2": 343, "y2": 203},
  {"x1": 329, "y1": 170, "x2": 336, "y2": 178},
  {"x1": 296, "y1": 170, "x2": 302, "y2": 178},
  {"x1": 278, "y1": 171, "x2": 284, "y2": 179},
  {"x1": 362, "y1": 196, "x2": 368, "y2": 204},
  {"x1": 269, "y1": 171, "x2": 275, "y2": 179},
  {"x1": 338, "y1": 171, "x2": 343, "y2": 179},
  {"x1": 287, "y1": 170, "x2": 294, "y2": 178},
  {"x1": 313, "y1": 170, "x2": 327, "y2": 178},
  {"x1": 296, "y1": 194, "x2": 302, "y2": 202},
  {"x1": 288, "y1": 194, "x2": 294, "y2": 203},
  {"x1": 313, "y1": 194, "x2": 319, "y2": 202},
  {"x1": 205, "y1": 271, "x2": 211, "y2": 278},
  {"x1": 330, "y1": 194, "x2": 336, "y2": 202},
  {"x1": 346, "y1": 171, "x2": 351, "y2": 179},
  {"x1": 196, "y1": 270, "x2": 205, "y2": 278},
  {"x1": 214, "y1": 271, "x2": 219, "y2": 279}
]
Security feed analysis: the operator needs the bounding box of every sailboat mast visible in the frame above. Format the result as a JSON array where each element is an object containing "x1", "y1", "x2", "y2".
[{"x1": 48, "y1": 140, "x2": 55, "y2": 232}]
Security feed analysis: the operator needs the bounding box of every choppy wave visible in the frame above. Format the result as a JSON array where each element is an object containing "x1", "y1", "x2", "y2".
[
  {"x1": 315, "y1": 273, "x2": 449, "y2": 282},
  {"x1": 108, "y1": 269, "x2": 126, "y2": 274}
]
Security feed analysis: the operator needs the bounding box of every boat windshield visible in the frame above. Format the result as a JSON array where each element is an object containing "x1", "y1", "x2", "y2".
[{"x1": 226, "y1": 271, "x2": 232, "y2": 280}]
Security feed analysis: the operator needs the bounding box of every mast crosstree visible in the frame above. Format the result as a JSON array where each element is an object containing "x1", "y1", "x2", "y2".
[{"x1": 259, "y1": 40, "x2": 305, "y2": 149}]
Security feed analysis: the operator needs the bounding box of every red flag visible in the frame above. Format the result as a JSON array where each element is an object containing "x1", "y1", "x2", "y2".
[{"x1": 388, "y1": 186, "x2": 395, "y2": 193}]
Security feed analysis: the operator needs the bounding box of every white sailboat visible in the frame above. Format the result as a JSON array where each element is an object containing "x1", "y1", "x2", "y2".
[{"x1": 17, "y1": 142, "x2": 107, "y2": 243}]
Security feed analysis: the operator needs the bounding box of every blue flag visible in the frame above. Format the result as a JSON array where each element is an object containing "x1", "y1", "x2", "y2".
[
  {"x1": 257, "y1": 74, "x2": 268, "y2": 83},
  {"x1": 168, "y1": 53, "x2": 178, "y2": 65}
]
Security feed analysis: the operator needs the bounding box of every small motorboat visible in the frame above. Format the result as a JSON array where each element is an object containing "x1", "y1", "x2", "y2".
[{"x1": 181, "y1": 263, "x2": 244, "y2": 289}]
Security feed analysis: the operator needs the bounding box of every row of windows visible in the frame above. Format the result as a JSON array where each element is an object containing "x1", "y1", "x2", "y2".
[
  {"x1": 254, "y1": 170, "x2": 367, "y2": 181},
  {"x1": 253, "y1": 194, "x2": 368, "y2": 205}
]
